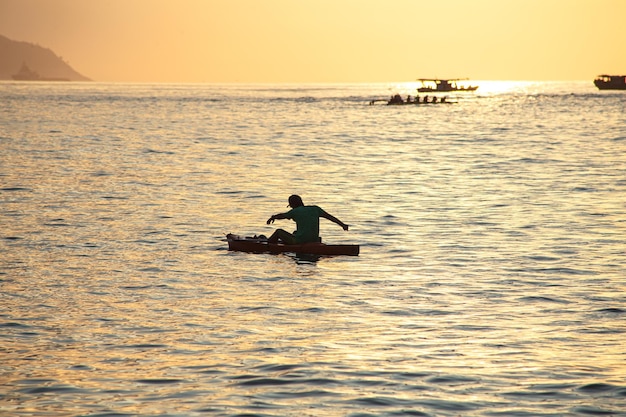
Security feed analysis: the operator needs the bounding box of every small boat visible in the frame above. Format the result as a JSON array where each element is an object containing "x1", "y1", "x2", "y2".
[
  {"x1": 12, "y1": 62, "x2": 69, "y2": 82},
  {"x1": 369, "y1": 94, "x2": 455, "y2": 105},
  {"x1": 594, "y1": 75, "x2": 626, "y2": 90},
  {"x1": 417, "y1": 78, "x2": 478, "y2": 93},
  {"x1": 226, "y1": 234, "x2": 359, "y2": 256},
  {"x1": 12, "y1": 62, "x2": 40, "y2": 81}
]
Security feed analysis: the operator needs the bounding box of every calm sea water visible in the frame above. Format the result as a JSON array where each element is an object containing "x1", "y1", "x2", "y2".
[{"x1": 1, "y1": 81, "x2": 625, "y2": 417}]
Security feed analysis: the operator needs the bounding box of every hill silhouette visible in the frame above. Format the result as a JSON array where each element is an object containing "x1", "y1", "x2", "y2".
[{"x1": 0, "y1": 35, "x2": 91, "y2": 81}]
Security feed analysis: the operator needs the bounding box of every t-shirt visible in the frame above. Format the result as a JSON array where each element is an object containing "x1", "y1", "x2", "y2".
[{"x1": 285, "y1": 205, "x2": 324, "y2": 243}]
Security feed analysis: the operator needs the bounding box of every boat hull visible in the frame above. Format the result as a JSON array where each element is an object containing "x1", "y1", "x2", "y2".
[
  {"x1": 594, "y1": 82, "x2": 626, "y2": 90},
  {"x1": 226, "y1": 234, "x2": 359, "y2": 256},
  {"x1": 417, "y1": 86, "x2": 478, "y2": 93},
  {"x1": 385, "y1": 100, "x2": 454, "y2": 105}
]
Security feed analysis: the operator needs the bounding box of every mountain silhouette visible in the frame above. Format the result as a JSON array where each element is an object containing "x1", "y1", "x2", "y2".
[{"x1": 0, "y1": 34, "x2": 91, "y2": 81}]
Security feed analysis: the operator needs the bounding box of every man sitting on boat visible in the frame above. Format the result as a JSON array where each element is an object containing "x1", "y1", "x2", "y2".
[{"x1": 266, "y1": 195, "x2": 349, "y2": 244}]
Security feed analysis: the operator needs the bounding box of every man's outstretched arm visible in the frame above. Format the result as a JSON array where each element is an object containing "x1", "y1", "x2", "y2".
[{"x1": 267, "y1": 212, "x2": 289, "y2": 224}]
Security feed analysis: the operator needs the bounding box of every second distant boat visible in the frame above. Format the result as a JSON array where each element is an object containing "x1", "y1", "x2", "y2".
[{"x1": 594, "y1": 75, "x2": 626, "y2": 90}]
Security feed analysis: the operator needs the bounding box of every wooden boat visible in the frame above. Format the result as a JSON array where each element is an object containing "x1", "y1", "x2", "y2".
[
  {"x1": 226, "y1": 234, "x2": 359, "y2": 256},
  {"x1": 417, "y1": 78, "x2": 478, "y2": 93},
  {"x1": 594, "y1": 75, "x2": 626, "y2": 90}
]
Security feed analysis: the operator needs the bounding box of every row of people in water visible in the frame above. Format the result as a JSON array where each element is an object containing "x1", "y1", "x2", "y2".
[{"x1": 388, "y1": 94, "x2": 448, "y2": 104}]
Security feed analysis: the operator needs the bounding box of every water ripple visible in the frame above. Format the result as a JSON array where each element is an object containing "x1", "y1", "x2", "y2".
[{"x1": 2, "y1": 81, "x2": 625, "y2": 417}]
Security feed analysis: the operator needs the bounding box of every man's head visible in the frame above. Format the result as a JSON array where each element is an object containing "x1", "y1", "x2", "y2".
[{"x1": 288, "y1": 195, "x2": 304, "y2": 208}]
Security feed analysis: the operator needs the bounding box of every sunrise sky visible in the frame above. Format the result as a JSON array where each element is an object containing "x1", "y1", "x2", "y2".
[{"x1": 1, "y1": 0, "x2": 625, "y2": 83}]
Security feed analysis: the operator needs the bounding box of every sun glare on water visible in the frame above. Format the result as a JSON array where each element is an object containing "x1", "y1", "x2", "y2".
[{"x1": 476, "y1": 80, "x2": 538, "y2": 96}]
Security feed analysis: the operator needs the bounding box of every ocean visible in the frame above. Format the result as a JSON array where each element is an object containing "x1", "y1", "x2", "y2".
[{"x1": 1, "y1": 81, "x2": 625, "y2": 416}]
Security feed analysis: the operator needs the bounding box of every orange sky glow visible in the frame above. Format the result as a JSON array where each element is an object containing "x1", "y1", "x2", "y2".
[{"x1": 1, "y1": 0, "x2": 625, "y2": 83}]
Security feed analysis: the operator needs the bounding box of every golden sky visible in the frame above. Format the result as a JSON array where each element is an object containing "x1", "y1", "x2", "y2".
[{"x1": 1, "y1": 0, "x2": 625, "y2": 82}]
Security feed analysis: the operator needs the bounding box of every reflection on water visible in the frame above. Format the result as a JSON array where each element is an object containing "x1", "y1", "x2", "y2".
[{"x1": 1, "y1": 81, "x2": 625, "y2": 416}]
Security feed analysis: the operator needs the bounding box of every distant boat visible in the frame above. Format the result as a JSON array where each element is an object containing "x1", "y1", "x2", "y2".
[
  {"x1": 417, "y1": 78, "x2": 478, "y2": 93},
  {"x1": 12, "y1": 62, "x2": 40, "y2": 80},
  {"x1": 12, "y1": 62, "x2": 69, "y2": 82},
  {"x1": 594, "y1": 74, "x2": 626, "y2": 90},
  {"x1": 368, "y1": 94, "x2": 455, "y2": 105}
]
